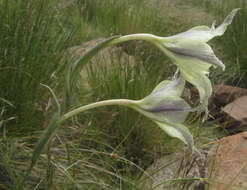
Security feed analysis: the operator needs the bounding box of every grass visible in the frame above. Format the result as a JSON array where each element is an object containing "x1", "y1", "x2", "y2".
[
  {"x1": 0, "y1": 0, "x2": 246, "y2": 189},
  {"x1": 0, "y1": 0, "x2": 72, "y2": 134}
]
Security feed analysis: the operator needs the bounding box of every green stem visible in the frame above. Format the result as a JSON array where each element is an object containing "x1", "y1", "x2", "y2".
[
  {"x1": 109, "y1": 33, "x2": 174, "y2": 62},
  {"x1": 109, "y1": 33, "x2": 163, "y2": 45},
  {"x1": 60, "y1": 99, "x2": 138, "y2": 123}
]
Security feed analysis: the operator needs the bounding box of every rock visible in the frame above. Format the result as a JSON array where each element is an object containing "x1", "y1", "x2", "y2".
[
  {"x1": 223, "y1": 96, "x2": 247, "y2": 123},
  {"x1": 210, "y1": 85, "x2": 247, "y2": 132},
  {"x1": 207, "y1": 131, "x2": 247, "y2": 190},
  {"x1": 68, "y1": 38, "x2": 136, "y2": 89},
  {"x1": 221, "y1": 96, "x2": 247, "y2": 132},
  {"x1": 140, "y1": 150, "x2": 206, "y2": 190},
  {"x1": 56, "y1": 0, "x2": 76, "y2": 10},
  {"x1": 70, "y1": 38, "x2": 135, "y2": 65},
  {"x1": 212, "y1": 84, "x2": 247, "y2": 107}
]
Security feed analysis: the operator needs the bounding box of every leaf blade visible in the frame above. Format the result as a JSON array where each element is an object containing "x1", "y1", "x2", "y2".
[{"x1": 28, "y1": 112, "x2": 60, "y2": 174}]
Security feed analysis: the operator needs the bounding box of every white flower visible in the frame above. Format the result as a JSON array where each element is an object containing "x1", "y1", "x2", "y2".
[
  {"x1": 130, "y1": 75, "x2": 195, "y2": 151},
  {"x1": 111, "y1": 9, "x2": 240, "y2": 114},
  {"x1": 157, "y1": 8, "x2": 240, "y2": 112}
]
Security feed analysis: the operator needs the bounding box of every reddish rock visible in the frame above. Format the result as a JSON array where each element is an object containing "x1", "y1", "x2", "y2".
[
  {"x1": 213, "y1": 84, "x2": 247, "y2": 106},
  {"x1": 210, "y1": 85, "x2": 247, "y2": 132},
  {"x1": 223, "y1": 96, "x2": 247, "y2": 123},
  {"x1": 221, "y1": 96, "x2": 247, "y2": 132},
  {"x1": 207, "y1": 131, "x2": 247, "y2": 190}
]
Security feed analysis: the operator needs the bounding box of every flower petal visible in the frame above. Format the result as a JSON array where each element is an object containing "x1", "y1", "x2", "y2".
[
  {"x1": 169, "y1": 52, "x2": 212, "y2": 112},
  {"x1": 164, "y1": 41, "x2": 225, "y2": 70},
  {"x1": 134, "y1": 96, "x2": 192, "y2": 123},
  {"x1": 155, "y1": 121, "x2": 194, "y2": 152},
  {"x1": 214, "y1": 8, "x2": 240, "y2": 36},
  {"x1": 163, "y1": 8, "x2": 240, "y2": 43},
  {"x1": 150, "y1": 76, "x2": 185, "y2": 97},
  {"x1": 180, "y1": 64, "x2": 212, "y2": 113},
  {"x1": 165, "y1": 25, "x2": 212, "y2": 43}
]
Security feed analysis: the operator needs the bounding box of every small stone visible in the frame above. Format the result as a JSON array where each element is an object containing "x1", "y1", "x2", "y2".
[
  {"x1": 212, "y1": 85, "x2": 247, "y2": 107},
  {"x1": 221, "y1": 96, "x2": 247, "y2": 132},
  {"x1": 222, "y1": 96, "x2": 247, "y2": 122}
]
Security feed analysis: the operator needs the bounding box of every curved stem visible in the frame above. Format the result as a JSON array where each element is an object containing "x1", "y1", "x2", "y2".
[
  {"x1": 60, "y1": 99, "x2": 138, "y2": 123},
  {"x1": 109, "y1": 33, "x2": 163, "y2": 45}
]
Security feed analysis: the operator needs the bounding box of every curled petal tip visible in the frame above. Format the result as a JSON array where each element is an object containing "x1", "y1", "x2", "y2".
[
  {"x1": 224, "y1": 8, "x2": 241, "y2": 25},
  {"x1": 233, "y1": 8, "x2": 241, "y2": 12},
  {"x1": 212, "y1": 8, "x2": 240, "y2": 37}
]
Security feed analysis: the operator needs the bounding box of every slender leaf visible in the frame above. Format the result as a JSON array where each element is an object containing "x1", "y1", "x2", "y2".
[
  {"x1": 29, "y1": 112, "x2": 60, "y2": 173},
  {"x1": 28, "y1": 85, "x2": 61, "y2": 173}
]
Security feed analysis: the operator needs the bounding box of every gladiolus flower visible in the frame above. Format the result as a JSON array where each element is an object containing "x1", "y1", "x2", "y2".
[
  {"x1": 130, "y1": 75, "x2": 195, "y2": 151},
  {"x1": 111, "y1": 9, "x2": 240, "y2": 114}
]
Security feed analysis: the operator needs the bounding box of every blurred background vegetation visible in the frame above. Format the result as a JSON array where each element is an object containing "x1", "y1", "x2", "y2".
[{"x1": 0, "y1": 0, "x2": 246, "y2": 189}]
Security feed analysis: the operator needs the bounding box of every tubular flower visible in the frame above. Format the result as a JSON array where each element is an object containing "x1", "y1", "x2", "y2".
[
  {"x1": 129, "y1": 75, "x2": 195, "y2": 151},
  {"x1": 157, "y1": 8, "x2": 240, "y2": 113},
  {"x1": 111, "y1": 9, "x2": 240, "y2": 114}
]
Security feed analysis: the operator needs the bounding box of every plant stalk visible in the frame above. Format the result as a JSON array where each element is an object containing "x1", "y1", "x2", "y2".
[
  {"x1": 60, "y1": 99, "x2": 138, "y2": 123},
  {"x1": 109, "y1": 33, "x2": 163, "y2": 45}
]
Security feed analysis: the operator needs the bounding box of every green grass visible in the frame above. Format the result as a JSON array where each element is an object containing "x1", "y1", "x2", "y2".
[
  {"x1": 0, "y1": 0, "x2": 72, "y2": 134},
  {"x1": 74, "y1": 0, "x2": 165, "y2": 35}
]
